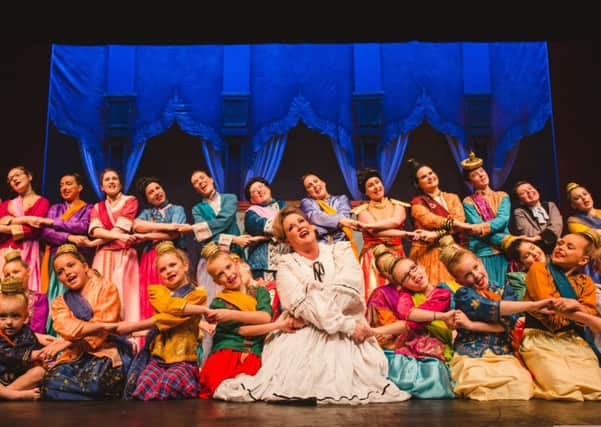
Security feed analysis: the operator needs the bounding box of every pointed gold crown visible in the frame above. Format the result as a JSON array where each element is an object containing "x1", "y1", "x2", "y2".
[
  {"x1": 4, "y1": 249, "x2": 23, "y2": 264},
  {"x1": 1, "y1": 276, "x2": 25, "y2": 295},
  {"x1": 155, "y1": 240, "x2": 176, "y2": 256},
  {"x1": 200, "y1": 241, "x2": 220, "y2": 260},
  {"x1": 460, "y1": 151, "x2": 483, "y2": 172},
  {"x1": 565, "y1": 181, "x2": 581, "y2": 196},
  {"x1": 56, "y1": 243, "x2": 80, "y2": 257}
]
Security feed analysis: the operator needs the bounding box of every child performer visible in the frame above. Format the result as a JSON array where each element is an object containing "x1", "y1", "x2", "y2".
[
  {"x1": 0, "y1": 276, "x2": 47, "y2": 400},
  {"x1": 198, "y1": 242, "x2": 295, "y2": 399},
  {"x1": 120, "y1": 240, "x2": 208, "y2": 400}
]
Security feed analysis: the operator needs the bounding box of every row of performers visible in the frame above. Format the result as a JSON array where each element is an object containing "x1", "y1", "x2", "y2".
[
  {"x1": 0, "y1": 151, "x2": 600, "y2": 337},
  {"x1": 1, "y1": 206, "x2": 600, "y2": 402}
]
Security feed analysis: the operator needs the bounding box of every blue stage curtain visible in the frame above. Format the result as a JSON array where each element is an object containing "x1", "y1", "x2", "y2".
[
  {"x1": 47, "y1": 42, "x2": 553, "y2": 200},
  {"x1": 488, "y1": 42, "x2": 553, "y2": 187},
  {"x1": 48, "y1": 46, "x2": 108, "y2": 198},
  {"x1": 248, "y1": 45, "x2": 359, "y2": 198}
]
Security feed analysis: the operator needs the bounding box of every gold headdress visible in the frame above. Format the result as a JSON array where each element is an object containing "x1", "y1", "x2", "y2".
[
  {"x1": 155, "y1": 240, "x2": 176, "y2": 255},
  {"x1": 439, "y1": 243, "x2": 465, "y2": 270},
  {"x1": 438, "y1": 235, "x2": 456, "y2": 249},
  {"x1": 500, "y1": 234, "x2": 520, "y2": 253},
  {"x1": 580, "y1": 229, "x2": 601, "y2": 250},
  {"x1": 200, "y1": 241, "x2": 220, "y2": 260},
  {"x1": 4, "y1": 249, "x2": 23, "y2": 264},
  {"x1": 0, "y1": 276, "x2": 25, "y2": 295},
  {"x1": 565, "y1": 181, "x2": 581, "y2": 197},
  {"x1": 460, "y1": 151, "x2": 483, "y2": 172},
  {"x1": 56, "y1": 243, "x2": 80, "y2": 257},
  {"x1": 373, "y1": 244, "x2": 399, "y2": 276}
]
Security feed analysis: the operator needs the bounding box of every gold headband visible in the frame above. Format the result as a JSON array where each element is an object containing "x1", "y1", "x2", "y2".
[
  {"x1": 4, "y1": 249, "x2": 23, "y2": 264},
  {"x1": 460, "y1": 151, "x2": 483, "y2": 172},
  {"x1": 200, "y1": 241, "x2": 220, "y2": 260},
  {"x1": 580, "y1": 230, "x2": 601, "y2": 249},
  {"x1": 155, "y1": 240, "x2": 176, "y2": 256},
  {"x1": 56, "y1": 243, "x2": 80, "y2": 257},
  {"x1": 566, "y1": 181, "x2": 581, "y2": 196},
  {"x1": 0, "y1": 276, "x2": 25, "y2": 295},
  {"x1": 438, "y1": 235, "x2": 456, "y2": 249},
  {"x1": 500, "y1": 234, "x2": 520, "y2": 253},
  {"x1": 439, "y1": 244, "x2": 464, "y2": 269}
]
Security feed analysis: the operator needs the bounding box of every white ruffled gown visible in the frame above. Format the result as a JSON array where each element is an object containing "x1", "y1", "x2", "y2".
[{"x1": 214, "y1": 242, "x2": 411, "y2": 405}]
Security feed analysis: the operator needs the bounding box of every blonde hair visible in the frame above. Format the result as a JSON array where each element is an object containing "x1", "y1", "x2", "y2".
[
  {"x1": 155, "y1": 240, "x2": 189, "y2": 266},
  {"x1": 439, "y1": 244, "x2": 473, "y2": 276},
  {"x1": 272, "y1": 206, "x2": 307, "y2": 242}
]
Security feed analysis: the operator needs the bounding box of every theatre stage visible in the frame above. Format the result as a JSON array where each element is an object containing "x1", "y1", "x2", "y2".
[{"x1": 2, "y1": 399, "x2": 599, "y2": 426}]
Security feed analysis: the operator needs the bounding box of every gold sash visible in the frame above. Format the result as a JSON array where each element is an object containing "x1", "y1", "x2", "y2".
[
  {"x1": 316, "y1": 199, "x2": 359, "y2": 259},
  {"x1": 40, "y1": 200, "x2": 86, "y2": 294},
  {"x1": 215, "y1": 289, "x2": 257, "y2": 311}
]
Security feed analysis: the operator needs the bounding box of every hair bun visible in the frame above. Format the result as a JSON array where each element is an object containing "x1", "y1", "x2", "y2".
[{"x1": 200, "y1": 241, "x2": 220, "y2": 260}]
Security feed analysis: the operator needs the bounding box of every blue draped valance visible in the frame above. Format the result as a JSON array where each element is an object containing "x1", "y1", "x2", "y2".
[{"x1": 46, "y1": 42, "x2": 554, "y2": 199}]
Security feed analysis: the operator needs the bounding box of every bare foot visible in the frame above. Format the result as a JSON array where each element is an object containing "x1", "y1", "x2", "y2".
[{"x1": 8, "y1": 388, "x2": 41, "y2": 400}]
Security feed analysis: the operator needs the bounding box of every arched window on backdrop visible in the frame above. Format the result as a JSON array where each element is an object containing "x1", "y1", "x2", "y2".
[
  {"x1": 269, "y1": 122, "x2": 349, "y2": 202},
  {"x1": 386, "y1": 122, "x2": 467, "y2": 256},
  {"x1": 131, "y1": 123, "x2": 212, "y2": 270}
]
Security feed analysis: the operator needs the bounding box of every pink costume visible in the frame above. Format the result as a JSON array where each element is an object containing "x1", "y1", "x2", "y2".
[
  {"x1": 0, "y1": 195, "x2": 50, "y2": 292},
  {"x1": 89, "y1": 194, "x2": 140, "y2": 322}
]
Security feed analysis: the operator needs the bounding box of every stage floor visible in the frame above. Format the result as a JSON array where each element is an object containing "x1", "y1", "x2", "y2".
[{"x1": 1, "y1": 399, "x2": 599, "y2": 426}]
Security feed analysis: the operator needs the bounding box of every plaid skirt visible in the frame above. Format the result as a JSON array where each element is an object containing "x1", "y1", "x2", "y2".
[{"x1": 132, "y1": 358, "x2": 200, "y2": 401}]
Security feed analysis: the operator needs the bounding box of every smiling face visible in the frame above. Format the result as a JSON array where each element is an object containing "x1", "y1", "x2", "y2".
[
  {"x1": 0, "y1": 296, "x2": 28, "y2": 337},
  {"x1": 551, "y1": 234, "x2": 589, "y2": 270},
  {"x1": 516, "y1": 241, "x2": 546, "y2": 269},
  {"x1": 60, "y1": 175, "x2": 83, "y2": 203},
  {"x1": 569, "y1": 186, "x2": 594, "y2": 213},
  {"x1": 416, "y1": 166, "x2": 439, "y2": 194},
  {"x1": 2, "y1": 260, "x2": 29, "y2": 284},
  {"x1": 190, "y1": 171, "x2": 215, "y2": 198},
  {"x1": 515, "y1": 183, "x2": 540, "y2": 207},
  {"x1": 144, "y1": 182, "x2": 167, "y2": 207},
  {"x1": 7, "y1": 167, "x2": 32, "y2": 195},
  {"x1": 391, "y1": 258, "x2": 429, "y2": 293},
  {"x1": 365, "y1": 176, "x2": 385, "y2": 202},
  {"x1": 248, "y1": 181, "x2": 272, "y2": 205},
  {"x1": 450, "y1": 253, "x2": 489, "y2": 290},
  {"x1": 303, "y1": 174, "x2": 329, "y2": 200},
  {"x1": 207, "y1": 253, "x2": 242, "y2": 291},
  {"x1": 467, "y1": 167, "x2": 489, "y2": 190},
  {"x1": 282, "y1": 212, "x2": 316, "y2": 251},
  {"x1": 53, "y1": 253, "x2": 89, "y2": 291},
  {"x1": 100, "y1": 170, "x2": 122, "y2": 198},
  {"x1": 157, "y1": 252, "x2": 189, "y2": 290}
]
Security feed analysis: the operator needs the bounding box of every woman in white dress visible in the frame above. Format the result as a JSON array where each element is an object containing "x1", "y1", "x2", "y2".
[{"x1": 214, "y1": 206, "x2": 410, "y2": 404}]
